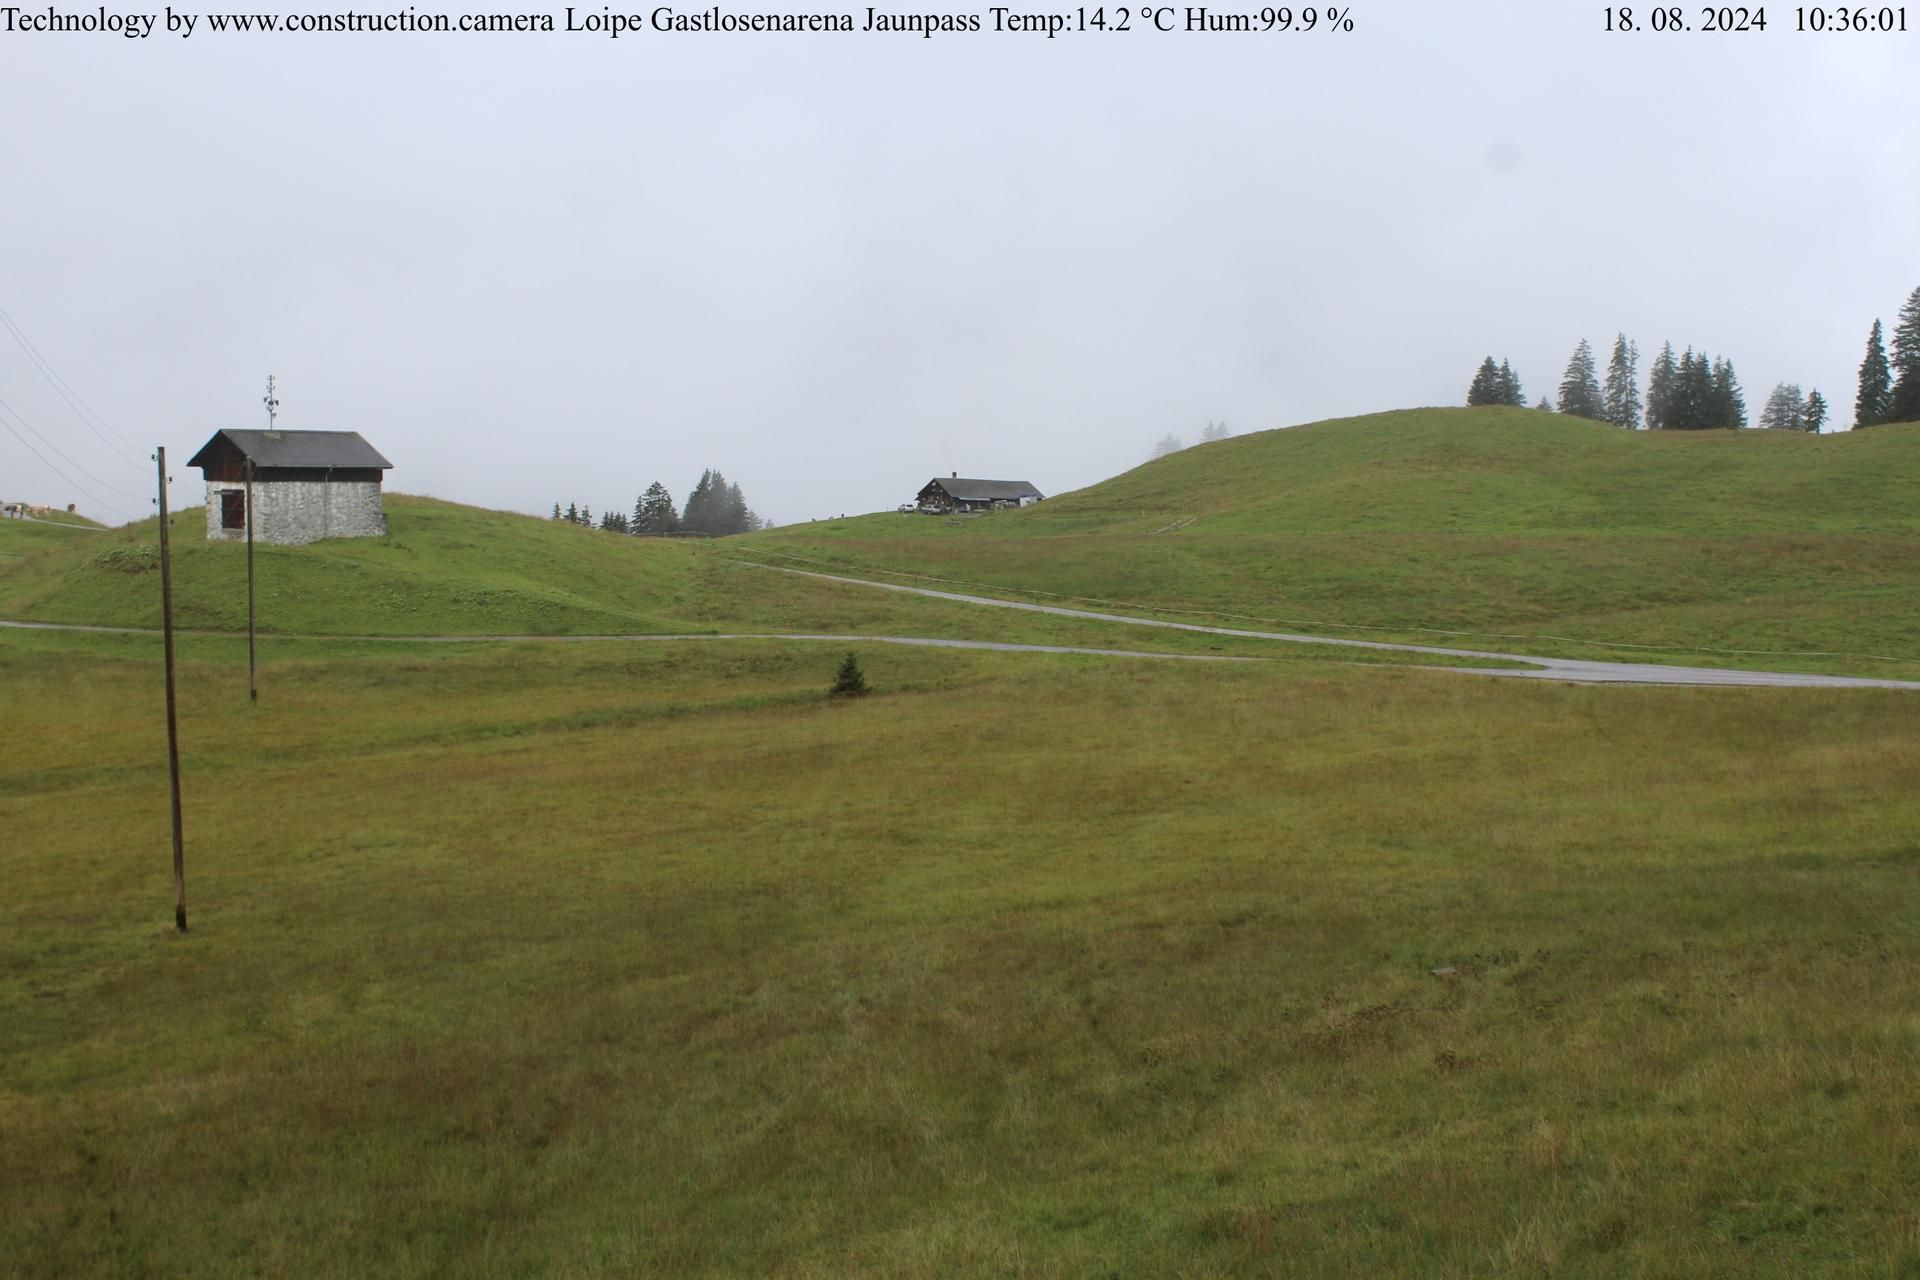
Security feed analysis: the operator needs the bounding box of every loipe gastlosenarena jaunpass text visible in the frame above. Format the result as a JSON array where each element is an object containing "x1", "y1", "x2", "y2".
[{"x1": 563, "y1": 5, "x2": 987, "y2": 34}]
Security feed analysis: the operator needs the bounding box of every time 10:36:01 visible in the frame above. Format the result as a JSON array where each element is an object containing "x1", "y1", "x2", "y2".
[{"x1": 1603, "y1": 7, "x2": 1907, "y2": 29}]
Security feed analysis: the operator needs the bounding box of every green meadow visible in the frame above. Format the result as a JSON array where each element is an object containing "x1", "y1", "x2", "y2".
[
  {"x1": 0, "y1": 493, "x2": 1502, "y2": 669},
  {"x1": 3, "y1": 630, "x2": 1917, "y2": 1276},
  {"x1": 0, "y1": 511, "x2": 103, "y2": 561},
  {"x1": 4, "y1": 409, "x2": 1919, "y2": 1275}
]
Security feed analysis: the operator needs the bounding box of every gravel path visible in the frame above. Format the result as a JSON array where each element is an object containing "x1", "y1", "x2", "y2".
[
  {"x1": 740, "y1": 562, "x2": 1920, "y2": 690},
  {"x1": 8, "y1": 566, "x2": 1916, "y2": 690},
  {"x1": 0, "y1": 618, "x2": 1247, "y2": 663}
]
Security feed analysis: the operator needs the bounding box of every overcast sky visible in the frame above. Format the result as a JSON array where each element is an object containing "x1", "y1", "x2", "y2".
[{"x1": 2, "y1": 2, "x2": 1915, "y2": 526}]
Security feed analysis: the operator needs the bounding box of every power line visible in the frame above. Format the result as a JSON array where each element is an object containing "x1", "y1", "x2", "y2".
[
  {"x1": 0, "y1": 393, "x2": 147, "y2": 503},
  {"x1": 0, "y1": 302, "x2": 147, "y2": 470},
  {"x1": 0, "y1": 401, "x2": 142, "y2": 523}
]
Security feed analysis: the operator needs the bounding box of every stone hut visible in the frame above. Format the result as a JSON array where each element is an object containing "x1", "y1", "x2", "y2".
[{"x1": 189, "y1": 429, "x2": 392, "y2": 545}]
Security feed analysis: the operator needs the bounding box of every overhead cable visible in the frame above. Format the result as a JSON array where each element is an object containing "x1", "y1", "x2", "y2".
[{"x1": 0, "y1": 302, "x2": 148, "y2": 470}]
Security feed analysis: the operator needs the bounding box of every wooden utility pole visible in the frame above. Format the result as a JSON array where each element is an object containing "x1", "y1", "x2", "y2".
[
  {"x1": 156, "y1": 447, "x2": 187, "y2": 933},
  {"x1": 250, "y1": 374, "x2": 276, "y2": 704},
  {"x1": 245, "y1": 457, "x2": 257, "y2": 702}
]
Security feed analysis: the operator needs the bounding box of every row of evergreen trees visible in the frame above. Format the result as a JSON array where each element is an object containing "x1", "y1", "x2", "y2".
[
  {"x1": 1471, "y1": 337, "x2": 1754, "y2": 430},
  {"x1": 1470, "y1": 286, "x2": 1919, "y2": 433},
  {"x1": 1754, "y1": 382, "x2": 1829, "y2": 433},
  {"x1": 1856, "y1": 286, "x2": 1920, "y2": 428},
  {"x1": 551, "y1": 469, "x2": 764, "y2": 537},
  {"x1": 1645, "y1": 344, "x2": 1748, "y2": 430}
]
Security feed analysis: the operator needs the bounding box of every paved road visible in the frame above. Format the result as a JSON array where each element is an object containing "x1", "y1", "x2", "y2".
[{"x1": 740, "y1": 562, "x2": 1920, "y2": 691}]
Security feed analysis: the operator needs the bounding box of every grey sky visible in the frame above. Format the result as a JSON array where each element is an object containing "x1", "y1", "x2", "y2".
[{"x1": 3, "y1": 2, "x2": 1915, "y2": 526}]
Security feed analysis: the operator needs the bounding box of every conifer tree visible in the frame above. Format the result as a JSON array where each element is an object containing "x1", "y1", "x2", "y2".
[
  {"x1": 1889, "y1": 286, "x2": 1920, "y2": 423},
  {"x1": 633, "y1": 481, "x2": 679, "y2": 534},
  {"x1": 830, "y1": 651, "x2": 868, "y2": 697},
  {"x1": 1536, "y1": 396, "x2": 1553, "y2": 411},
  {"x1": 681, "y1": 470, "x2": 760, "y2": 535},
  {"x1": 1675, "y1": 348, "x2": 1723, "y2": 429},
  {"x1": 682, "y1": 470, "x2": 716, "y2": 534},
  {"x1": 1675, "y1": 349, "x2": 1716, "y2": 429},
  {"x1": 551, "y1": 502, "x2": 562, "y2": 520},
  {"x1": 1603, "y1": 334, "x2": 1641, "y2": 429},
  {"x1": 1467, "y1": 357, "x2": 1501, "y2": 406},
  {"x1": 722, "y1": 479, "x2": 750, "y2": 533},
  {"x1": 1496, "y1": 359, "x2": 1524, "y2": 407},
  {"x1": 1856, "y1": 319, "x2": 1892, "y2": 427},
  {"x1": 1557, "y1": 339, "x2": 1605, "y2": 421},
  {"x1": 1804, "y1": 389, "x2": 1828, "y2": 434},
  {"x1": 1759, "y1": 383, "x2": 1806, "y2": 431},
  {"x1": 1674, "y1": 349, "x2": 1703, "y2": 428},
  {"x1": 1646, "y1": 341, "x2": 1678, "y2": 429},
  {"x1": 1711, "y1": 357, "x2": 1747, "y2": 428},
  {"x1": 564, "y1": 501, "x2": 578, "y2": 524}
]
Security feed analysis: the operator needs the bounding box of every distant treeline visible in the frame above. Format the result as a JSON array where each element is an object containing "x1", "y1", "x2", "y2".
[
  {"x1": 552, "y1": 469, "x2": 764, "y2": 537},
  {"x1": 1149, "y1": 420, "x2": 1232, "y2": 460},
  {"x1": 1470, "y1": 284, "x2": 1920, "y2": 432}
]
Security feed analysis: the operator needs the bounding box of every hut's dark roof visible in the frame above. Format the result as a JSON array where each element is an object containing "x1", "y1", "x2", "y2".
[
  {"x1": 189, "y1": 429, "x2": 392, "y2": 471},
  {"x1": 923, "y1": 477, "x2": 1042, "y2": 501}
]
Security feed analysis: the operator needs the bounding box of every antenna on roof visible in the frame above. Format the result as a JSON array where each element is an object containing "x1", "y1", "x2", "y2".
[{"x1": 262, "y1": 374, "x2": 279, "y2": 431}]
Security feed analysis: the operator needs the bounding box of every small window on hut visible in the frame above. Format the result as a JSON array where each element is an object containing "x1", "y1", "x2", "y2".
[{"x1": 220, "y1": 489, "x2": 246, "y2": 530}]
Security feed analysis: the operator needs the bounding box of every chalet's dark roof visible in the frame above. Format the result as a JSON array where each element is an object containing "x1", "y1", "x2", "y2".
[
  {"x1": 188, "y1": 429, "x2": 392, "y2": 471},
  {"x1": 923, "y1": 477, "x2": 1042, "y2": 501}
]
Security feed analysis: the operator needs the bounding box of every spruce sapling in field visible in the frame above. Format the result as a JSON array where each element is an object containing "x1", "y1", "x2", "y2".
[{"x1": 830, "y1": 652, "x2": 869, "y2": 697}]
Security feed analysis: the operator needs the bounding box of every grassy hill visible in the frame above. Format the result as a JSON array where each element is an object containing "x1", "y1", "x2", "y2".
[
  {"x1": 0, "y1": 495, "x2": 701, "y2": 635},
  {"x1": 7, "y1": 413, "x2": 1919, "y2": 673},
  {"x1": 0, "y1": 511, "x2": 107, "y2": 560},
  {"x1": 0, "y1": 493, "x2": 1383, "y2": 662},
  {"x1": 791, "y1": 408, "x2": 1920, "y2": 538},
  {"x1": 749, "y1": 409, "x2": 1920, "y2": 674}
]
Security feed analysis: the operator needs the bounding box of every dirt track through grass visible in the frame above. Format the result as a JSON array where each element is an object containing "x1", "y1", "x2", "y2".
[{"x1": 735, "y1": 562, "x2": 1920, "y2": 690}]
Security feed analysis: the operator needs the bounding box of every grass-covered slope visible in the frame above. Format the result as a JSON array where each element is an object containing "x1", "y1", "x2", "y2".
[
  {"x1": 0, "y1": 495, "x2": 701, "y2": 635},
  {"x1": 1028, "y1": 407, "x2": 1920, "y2": 535},
  {"x1": 0, "y1": 493, "x2": 1397, "y2": 661},
  {"x1": 0, "y1": 513, "x2": 107, "y2": 560},
  {"x1": 9, "y1": 413, "x2": 1918, "y2": 669},
  {"x1": 750, "y1": 410, "x2": 1920, "y2": 672},
  {"x1": 788, "y1": 409, "x2": 1920, "y2": 538}
]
